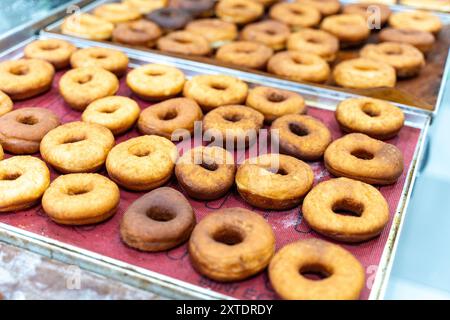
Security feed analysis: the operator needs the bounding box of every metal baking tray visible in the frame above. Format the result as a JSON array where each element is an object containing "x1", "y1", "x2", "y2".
[
  {"x1": 42, "y1": 0, "x2": 450, "y2": 116},
  {"x1": 0, "y1": 34, "x2": 430, "y2": 300}
]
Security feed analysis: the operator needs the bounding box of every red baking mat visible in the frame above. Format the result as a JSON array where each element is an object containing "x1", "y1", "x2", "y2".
[{"x1": 0, "y1": 69, "x2": 420, "y2": 300}]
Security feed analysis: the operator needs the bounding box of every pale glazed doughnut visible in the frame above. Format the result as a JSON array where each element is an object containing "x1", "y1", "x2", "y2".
[
  {"x1": 287, "y1": 28, "x2": 339, "y2": 62},
  {"x1": 93, "y1": 3, "x2": 141, "y2": 24},
  {"x1": 216, "y1": 41, "x2": 273, "y2": 70},
  {"x1": 321, "y1": 14, "x2": 370, "y2": 46},
  {"x1": 216, "y1": 0, "x2": 264, "y2": 25},
  {"x1": 24, "y1": 39, "x2": 77, "y2": 70},
  {"x1": 295, "y1": 0, "x2": 340, "y2": 16},
  {"x1": 123, "y1": 0, "x2": 168, "y2": 14},
  {"x1": 270, "y1": 2, "x2": 322, "y2": 30},
  {"x1": 61, "y1": 13, "x2": 114, "y2": 40},
  {"x1": 389, "y1": 10, "x2": 442, "y2": 34},
  {"x1": 70, "y1": 47, "x2": 129, "y2": 77},
  {"x1": 185, "y1": 19, "x2": 238, "y2": 48}
]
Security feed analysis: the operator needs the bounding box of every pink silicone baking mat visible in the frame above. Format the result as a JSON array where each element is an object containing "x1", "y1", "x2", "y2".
[{"x1": 0, "y1": 68, "x2": 420, "y2": 300}]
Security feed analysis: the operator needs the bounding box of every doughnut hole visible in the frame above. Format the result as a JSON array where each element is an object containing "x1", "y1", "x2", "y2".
[
  {"x1": 62, "y1": 134, "x2": 86, "y2": 144},
  {"x1": 360, "y1": 102, "x2": 381, "y2": 117},
  {"x1": 354, "y1": 65, "x2": 377, "y2": 72},
  {"x1": 145, "y1": 70, "x2": 165, "y2": 77},
  {"x1": 9, "y1": 65, "x2": 29, "y2": 76},
  {"x1": 266, "y1": 92, "x2": 286, "y2": 103},
  {"x1": 351, "y1": 149, "x2": 374, "y2": 160},
  {"x1": 212, "y1": 226, "x2": 245, "y2": 246},
  {"x1": 332, "y1": 198, "x2": 364, "y2": 217},
  {"x1": 299, "y1": 263, "x2": 332, "y2": 281},
  {"x1": 128, "y1": 144, "x2": 151, "y2": 157},
  {"x1": 210, "y1": 82, "x2": 229, "y2": 91},
  {"x1": 76, "y1": 74, "x2": 93, "y2": 84},
  {"x1": 16, "y1": 115, "x2": 38, "y2": 125},
  {"x1": 199, "y1": 160, "x2": 218, "y2": 172},
  {"x1": 146, "y1": 206, "x2": 176, "y2": 222},
  {"x1": 223, "y1": 113, "x2": 243, "y2": 122},
  {"x1": 40, "y1": 43, "x2": 60, "y2": 50},
  {"x1": 289, "y1": 122, "x2": 309, "y2": 137},
  {"x1": 160, "y1": 109, "x2": 178, "y2": 121},
  {"x1": 264, "y1": 166, "x2": 289, "y2": 176},
  {"x1": 66, "y1": 184, "x2": 93, "y2": 196},
  {"x1": 90, "y1": 53, "x2": 108, "y2": 59},
  {"x1": 99, "y1": 105, "x2": 119, "y2": 114},
  {"x1": 383, "y1": 47, "x2": 403, "y2": 56},
  {"x1": 0, "y1": 171, "x2": 22, "y2": 181}
]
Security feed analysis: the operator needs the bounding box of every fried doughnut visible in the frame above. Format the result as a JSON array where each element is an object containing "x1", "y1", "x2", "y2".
[
  {"x1": 267, "y1": 51, "x2": 330, "y2": 84},
  {"x1": 185, "y1": 19, "x2": 237, "y2": 48},
  {"x1": 0, "y1": 108, "x2": 60, "y2": 154},
  {"x1": 82, "y1": 96, "x2": 140, "y2": 135},
  {"x1": 303, "y1": 177, "x2": 389, "y2": 242},
  {"x1": 202, "y1": 105, "x2": 264, "y2": 149},
  {"x1": 253, "y1": 0, "x2": 278, "y2": 7},
  {"x1": 59, "y1": 67, "x2": 119, "y2": 111},
  {"x1": 246, "y1": 86, "x2": 306, "y2": 123},
  {"x1": 216, "y1": 41, "x2": 273, "y2": 70},
  {"x1": 343, "y1": 3, "x2": 391, "y2": 26},
  {"x1": 0, "y1": 59, "x2": 54, "y2": 100},
  {"x1": 296, "y1": 0, "x2": 340, "y2": 16},
  {"x1": 183, "y1": 75, "x2": 248, "y2": 112},
  {"x1": 0, "y1": 156, "x2": 50, "y2": 212},
  {"x1": 175, "y1": 146, "x2": 235, "y2": 200},
  {"x1": 157, "y1": 31, "x2": 211, "y2": 56},
  {"x1": 106, "y1": 135, "x2": 178, "y2": 191},
  {"x1": 216, "y1": 0, "x2": 264, "y2": 25},
  {"x1": 126, "y1": 64, "x2": 185, "y2": 101},
  {"x1": 269, "y1": 2, "x2": 321, "y2": 30},
  {"x1": 240, "y1": 20, "x2": 290, "y2": 51},
  {"x1": 287, "y1": 28, "x2": 339, "y2": 62},
  {"x1": 40, "y1": 121, "x2": 114, "y2": 173},
  {"x1": 61, "y1": 13, "x2": 114, "y2": 40},
  {"x1": 121, "y1": 187, "x2": 196, "y2": 251},
  {"x1": 24, "y1": 39, "x2": 77, "y2": 70},
  {"x1": 112, "y1": 19, "x2": 162, "y2": 47},
  {"x1": 236, "y1": 153, "x2": 314, "y2": 210},
  {"x1": 137, "y1": 97, "x2": 203, "y2": 139},
  {"x1": 324, "y1": 133, "x2": 404, "y2": 185},
  {"x1": 389, "y1": 10, "x2": 442, "y2": 34},
  {"x1": 336, "y1": 98, "x2": 405, "y2": 140},
  {"x1": 333, "y1": 58, "x2": 396, "y2": 89},
  {"x1": 146, "y1": 8, "x2": 193, "y2": 31},
  {"x1": 189, "y1": 207, "x2": 275, "y2": 282},
  {"x1": 171, "y1": 0, "x2": 215, "y2": 17},
  {"x1": 321, "y1": 14, "x2": 370, "y2": 46},
  {"x1": 0, "y1": 91, "x2": 12, "y2": 117},
  {"x1": 124, "y1": 0, "x2": 168, "y2": 14},
  {"x1": 0, "y1": 144, "x2": 2, "y2": 160},
  {"x1": 269, "y1": 239, "x2": 365, "y2": 300},
  {"x1": 93, "y1": 3, "x2": 141, "y2": 24},
  {"x1": 271, "y1": 114, "x2": 332, "y2": 161},
  {"x1": 379, "y1": 28, "x2": 435, "y2": 54},
  {"x1": 42, "y1": 174, "x2": 120, "y2": 225},
  {"x1": 70, "y1": 47, "x2": 129, "y2": 77},
  {"x1": 360, "y1": 42, "x2": 425, "y2": 78}
]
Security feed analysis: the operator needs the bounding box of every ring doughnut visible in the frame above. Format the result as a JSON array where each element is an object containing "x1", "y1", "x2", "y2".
[
  {"x1": 0, "y1": 108, "x2": 60, "y2": 154},
  {"x1": 321, "y1": 14, "x2": 370, "y2": 47},
  {"x1": 216, "y1": 0, "x2": 264, "y2": 25},
  {"x1": 183, "y1": 74, "x2": 248, "y2": 112},
  {"x1": 70, "y1": 47, "x2": 129, "y2": 77},
  {"x1": 268, "y1": 239, "x2": 365, "y2": 300},
  {"x1": 189, "y1": 207, "x2": 275, "y2": 282},
  {"x1": 389, "y1": 10, "x2": 442, "y2": 34},
  {"x1": 82, "y1": 96, "x2": 140, "y2": 135},
  {"x1": 175, "y1": 146, "x2": 235, "y2": 200},
  {"x1": 123, "y1": 0, "x2": 168, "y2": 14},
  {"x1": 240, "y1": 20, "x2": 291, "y2": 51},
  {"x1": 171, "y1": 0, "x2": 215, "y2": 17},
  {"x1": 106, "y1": 135, "x2": 178, "y2": 191},
  {"x1": 61, "y1": 13, "x2": 114, "y2": 40},
  {"x1": 121, "y1": 187, "x2": 196, "y2": 251},
  {"x1": 185, "y1": 19, "x2": 237, "y2": 48},
  {"x1": 59, "y1": 67, "x2": 119, "y2": 111},
  {"x1": 24, "y1": 39, "x2": 77, "y2": 70},
  {"x1": 287, "y1": 28, "x2": 339, "y2": 62},
  {"x1": 42, "y1": 173, "x2": 120, "y2": 225},
  {"x1": 0, "y1": 144, "x2": 2, "y2": 160},
  {"x1": 146, "y1": 8, "x2": 193, "y2": 31},
  {"x1": 343, "y1": 3, "x2": 391, "y2": 26},
  {"x1": 333, "y1": 58, "x2": 396, "y2": 89},
  {"x1": 0, "y1": 59, "x2": 54, "y2": 100},
  {"x1": 296, "y1": 0, "x2": 340, "y2": 16},
  {"x1": 40, "y1": 121, "x2": 115, "y2": 173},
  {"x1": 0, "y1": 91, "x2": 13, "y2": 117},
  {"x1": 269, "y1": 3, "x2": 321, "y2": 30},
  {"x1": 157, "y1": 31, "x2": 211, "y2": 56},
  {"x1": 216, "y1": 41, "x2": 273, "y2": 70},
  {"x1": 112, "y1": 19, "x2": 162, "y2": 47},
  {"x1": 324, "y1": 133, "x2": 404, "y2": 185},
  {"x1": 303, "y1": 177, "x2": 389, "y2": 242},
  {"x1": 267, "y1": 51, "x2": 330, "y2": 84},
  {"x1": 360, "y1": 42, "x2": 425, "y2": 78},
  {"x1": 271, "y1": 114, "x2": 332, "y2": 161},
  {"x1": 202, "y1": 105, "x2": 264, "y2": 148},
  {"x1": 236, "y1": 153, "x2": 314, "y2": 210},
  {"x1": 379, "y1": 28, "x2": 435, "y2": 54},
  {"x1": 246, "y1": 86, "x2": 306, "y2": 123},
  {"x1": 138, "y1": 97, "x2": 203, "y2": 139},
  {"x1": 336, "y1": 98, "x2": 405, "y2": 140},
  {"x1": 126, "y1": 64, "x2": 185, "y2": 101},
  {"x1": 0, "y1": 156, "x2": 50, "y2": 212},
  {"x1": 93, "y1": 3, "x2": 141, "y2": 24}
]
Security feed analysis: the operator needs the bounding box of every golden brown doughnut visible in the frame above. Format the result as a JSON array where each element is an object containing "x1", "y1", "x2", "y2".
[
  {"x1": 269, "y1": 239, "x2": 365, "y2": 300},
  {"x1": 215, "y1": 0, "x2": 264, "y2": 25},
  {"x1": 124, "y1": 0, "x2": 168, "y2": 14},
  {"x1": 175, "y1": 146, "x2": 235, "y2": 200},
  {"x1": 379, "y1": 28, "x2": 435, "y2": 54},
  {"x1": 42, "y1": 173, "x2": 120, "y2": 225},
  {"x1": 0, "y1": 59, "x2": 54, "y2": 100},
  {"x1": 61, "y1": 13, "x2": 114, "y2": 40},
  {"x1": 126, "y1": 64, "x2": 185, "y2": 101},
  {"x1": 40, "y1": 121, "x2": 115, "y2": 173},
  {"x1": 267, "y1": 51, "x2": 330, "y2": 84},
  {"x1": 0, "y1": 91, "x2": 13, "y2": 117},
  {"x1": 342, "y1": 3, "x2": 391, "y2": 26},
  {"x1": 389, "y1": 10, "x2": 442, "y2": 34},
  {"x1": 295, "y1": 0, "x2": 340, "y2": 16},
  {"x1": 0, "y1": 156, "x2": 50, "y2": 212},
  {"x1": 112, "y1": 19, "x2": 162, "y2": 47},
  {"x1": 185, "y1": 19, "x2": 238, "y2": 48},
  {"x1": 157, "y1": 31, "x2": 211, "y2": 56},
  {"x1": 93, "y1": 3, "x2": 141, "y2": 24},
  {"x1": 324, "y1": 133, "x2": 404, "y2": 185},
  {"x1": 336, "y1": 97, "x2": 405, "y2": 140},
  {"x1": 287, "y1": 28, "x2": 339, "y2": 62},
  {"x1": 0, "y1": 144, "x2": 3, "y2": 160},
  {"x1": 106, "y1": 135, "x2": 178, "y2": 191},
  {"x1": 240, "y1": 20, "x2": 291, "y2": 51},
  {"x1": 303, "y1": 177, "x2": 389, "y2": 242},
  {"x1": 271, "y1": 114, "x2": 332, "y2": 161},
  {"x1": 82, "y1": 96, "x2": 140, "y2": 135},
  {"x1": 270, "y1": 2, "x2": 321, "y2": 30},
  {"x1": 236, "y1": 153, "x2": 314, "y2": 210},
  {"x1": 189, "y1": 207, "x2": 275, "y2": 282},
  {"x1": 216, "y1": 41, "x2": 273, "y2": 70},
  {"x1": 24, "y1": 39, "x2": 77, "y2": 70},
  {"x1": 59, "y1": 67, "x2": 119, "y2": 111},
  {"x1": 321, "y1": 14, "x2": 370, "y2": 47},
  {"x1": 70, "y1": 47, "x2": 129, "y2": 77}
]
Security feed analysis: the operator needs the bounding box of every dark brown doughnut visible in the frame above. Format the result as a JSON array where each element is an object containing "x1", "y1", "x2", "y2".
[
  {"x1": 120, "y1": 187, "x2": 196, "y2": 252},
  {"x1": 112, "y1": 19, "x2": 162, "y2": 47},
  {"x1": 171, "y1": 0, "x2": 215, "y2": 18},
  {"x1": 145, "y1": 8, "x2": 193, "y2": 31}
]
